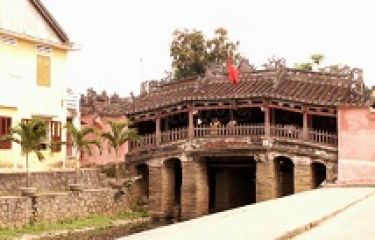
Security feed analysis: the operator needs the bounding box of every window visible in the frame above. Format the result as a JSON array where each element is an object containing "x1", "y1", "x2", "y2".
[
  {"x1": 51, "y1": 121, "x2": 62, "y2": 152},
  {"x1": 37, "y1": 55, "x2": 51, "y2": 87},
  {"x1": 0, "y1": 116, "x2": 12, "y2": 149}
]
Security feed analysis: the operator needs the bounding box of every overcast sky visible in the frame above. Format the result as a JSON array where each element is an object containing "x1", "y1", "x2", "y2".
[{"x1": 42, "y1": 0, "x2": 375, "y2": 97}]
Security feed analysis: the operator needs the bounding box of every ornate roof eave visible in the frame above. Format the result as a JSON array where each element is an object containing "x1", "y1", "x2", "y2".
[{"x1": 127, "y1": 96, "x2": 368, "y2": 117}]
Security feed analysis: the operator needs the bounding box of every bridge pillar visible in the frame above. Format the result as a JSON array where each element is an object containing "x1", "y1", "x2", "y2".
[
  {"x1": 148, "y1": 162, "x2": 167, "y2": 220},
  {"x1": 326, "y1": 161, "x2": 338, "y2": 183},
  {"x1": 256, "y1": 153, "x2": 278, "y2": 202},
  {"x1": 181, "y1": 159, "x2": 209, "y2": 220},
  {"x1": 294, "y1": 157, "x2": 313, "y2": 193}
]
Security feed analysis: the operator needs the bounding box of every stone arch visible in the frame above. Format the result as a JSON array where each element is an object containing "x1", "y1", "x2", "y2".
[
  {"x1": 163, "y1": 157, "x2": 182, "y2": 220},
  {"x1": 274, "y1": 156, "x2": 294, "y2": 197},
  {"x1": 312, "y1": 161, "x2": 327, "y2": 188},
  {"x1": 135, "y1": 163, "x2": 149, "y2": 204}
]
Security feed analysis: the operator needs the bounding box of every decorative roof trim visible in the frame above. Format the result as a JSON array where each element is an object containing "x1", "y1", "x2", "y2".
[
  {"x1": 29, "y1": 0, "x2": 70, "y2": 43},
  {"x1": 0, "y1": 28, "x2": 73, "y2": 50}
]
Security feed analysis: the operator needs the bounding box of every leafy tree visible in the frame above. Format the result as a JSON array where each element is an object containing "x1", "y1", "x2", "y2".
[
  {"x1": 294, "y1": 53, "x2": 324, "y2": 71},
  {"x1": 170, "y1": 27, "x2": 240, "y2": 79},
  {"x1": 206, "y1": 28, "x2": 240, "y2": 65},
  {"x1": 101, "y1": 120, "x2": 138, "y2": 182},
  {"x1": 310, "y1": 54, "x2": 324, "y2": 65},
  {"x1": 65, "y1": 122, "x2": 101, "y2": 184},
  {"x1": 294, "y1": 62, "x2": 313, "y2": 71},
  {"x1": 0, "y1": 119, "x2": 48, "y2": 187}
]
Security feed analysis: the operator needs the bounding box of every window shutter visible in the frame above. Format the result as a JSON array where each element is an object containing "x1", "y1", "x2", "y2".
[
  {"x1": 37, "y1": 55, "x2": 51, "y2": 86},
  {"x1": 0, "y1": 117, "x2": 12, "y2": 149},
  {"x1": 51, "y1": 121, "x2": 61, "y2": 152}
]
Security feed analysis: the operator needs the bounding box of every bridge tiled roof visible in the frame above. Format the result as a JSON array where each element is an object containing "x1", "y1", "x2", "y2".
[{"x1": 129, "y1": 68, "x2": 369, "y2": 114}]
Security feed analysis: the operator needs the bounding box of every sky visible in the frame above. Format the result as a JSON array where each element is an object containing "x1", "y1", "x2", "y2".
[{"x1": 42, "y1": 0, "x2": 375, "y2": 97}]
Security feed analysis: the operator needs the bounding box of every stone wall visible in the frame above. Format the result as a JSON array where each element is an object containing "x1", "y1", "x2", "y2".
[
  {"x1": 0, "y1": 188, "x2": 130, "y2": 229},
  {"x1": 0, "y1": 169, "x2": 104, "y2": 196},
  {"x1": 33, "y1": 189, "x2": 129, "y2": 224},
  {"x1": 0, "y1": 196, "x2": 32, "y2": 228}
]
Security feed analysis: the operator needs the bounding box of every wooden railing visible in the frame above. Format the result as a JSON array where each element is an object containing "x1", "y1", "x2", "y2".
[
  {"x1": 161, "y1": 128, "x2": 188, "y2": 144},
  {"x1": 194, "y1": 124, "x2": 265, "y2": 138},
  {"x1": 129, "y1": 133, "x2": 156, "y2": 151},
  {"x1": 309, "y1": 129, "x2": 338, "y2": 146},
  {"x1": 270, "y1": 125, "x2": 302, "y2": 140},
  {"x1": 129, "y1": 124, "x2": 338, "y2": 152}
]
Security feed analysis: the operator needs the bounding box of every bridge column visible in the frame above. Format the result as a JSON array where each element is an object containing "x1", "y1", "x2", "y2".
[
  {"x1": 155, "y1": 117, "x2": 161, "y2": 145},
  {"x1": 303, "y1": 107, "x2": 309, "y2": 141},
  {"x1": 326, "y1": 161, "x2": 338, "y2": 183},
  {"x1": 180, "y1": 158, "x2": 209, "y2": 220},
  {"x1": 188, "y1": 108, "x2": 194, "y2": 139},
  {"x1": 264, "y1": 104, "x2": 271, "y2": 138},
  {"x1": 294, "y1": 156, "x2": 313, "y2": 193},
  {"x1": 148, "y1": 160, "x2": 168, "y2": 220},
  {"x1": 256, "y1": 153, "x2": 278, "y2": 202}
]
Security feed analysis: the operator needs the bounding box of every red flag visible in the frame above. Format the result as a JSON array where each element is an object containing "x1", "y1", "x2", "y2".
[{"x1": 226, "y1": 54, "x2": 239, "y2": 85}]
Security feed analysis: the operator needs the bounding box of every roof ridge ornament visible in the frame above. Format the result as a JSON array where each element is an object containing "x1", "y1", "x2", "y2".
[
  {"x1": 205, "y1": 63, "x2": 226, "y2": 78},
  {"x1": 238, "y1": 57, "x2": 256, "y2": 73},
  {"x1": 262, "y1": 57, "x2": 287, "y2": 89},
  {"x1": 262, "y1": 56, "x2": 286, "y2": 70}
]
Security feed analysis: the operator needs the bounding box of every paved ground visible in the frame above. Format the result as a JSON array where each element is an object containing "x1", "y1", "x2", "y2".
[
  {"x1": 119, "y1": 187, "x2": 375, "y2": 240},
  {"x1": 294, "y1": 192, "x2": 375, "y2": 240}
]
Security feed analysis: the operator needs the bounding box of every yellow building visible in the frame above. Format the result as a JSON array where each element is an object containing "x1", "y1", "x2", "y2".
[{"x1": 0, "y1": 0, "x2": 73, "y2": 170}]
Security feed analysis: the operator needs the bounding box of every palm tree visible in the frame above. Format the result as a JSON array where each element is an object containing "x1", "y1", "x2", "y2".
[
  {"x1": 65, "y1": 122, "x2": 101, "y2": 184},
  {"x1": 101, "y1": 120, "x2": 138, "y2": 182},
  {"x1": 0, "y1": 119, "x2": 48, "y2": 188}
]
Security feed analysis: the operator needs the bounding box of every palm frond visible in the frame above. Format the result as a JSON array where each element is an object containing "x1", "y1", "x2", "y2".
[
  {"x1": 82, "y1": 144, "x2": 93, "y2": 156},
  {"x1": 101, "y1": 119, "x2": 138, "y2": 154},
  {"x1": 34, "y1": 150, "x2": 45, "y2": 161},
  {"x1": 6, "y1": 119, "x2": 47, "y2": 161},
  {"x1": 81, "y1": 127, "x2": 95, "y2": 137}
]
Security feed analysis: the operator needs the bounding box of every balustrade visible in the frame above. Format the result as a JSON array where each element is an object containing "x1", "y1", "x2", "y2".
[
  {"x1": 194, "y1": 124, "x2": 265, "y2": 138},
  {"x1": 129, "y1": 133, "x2": 156, "y2": 151},
  {"x1": 161, "y1": 128, "x2": 188, "y2": 144},
  {"x1": 309, "y1": 129, "x2": 338, "y2": 146},
  {"x1": 270, "y1": 125, "x2": 302, "y2": 140},
  {"x1": 129, "y1": 124, "x2": 337, "y2": 152}
]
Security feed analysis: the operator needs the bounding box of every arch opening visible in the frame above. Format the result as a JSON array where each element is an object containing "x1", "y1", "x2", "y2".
[
  {"x1": 275, "y1": 156, "x2": 294, "y2": 197},
  {"x1": 312, "y1": 162, "x2": 327, "y2": 188},
  {"x1": 207, "y1": 156, "x2": 256, "y2": 213},
  {"x1": 135, "y1": 163, "x2": 149, "y2": 204}
]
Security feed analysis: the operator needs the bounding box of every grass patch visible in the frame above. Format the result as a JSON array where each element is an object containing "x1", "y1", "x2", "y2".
[
  {"x1": 115, "y1": 208, "x2": 149, "y2": 220},
  {"x1": 0, "y1": 210, "x2": 149, "y2": 240}
]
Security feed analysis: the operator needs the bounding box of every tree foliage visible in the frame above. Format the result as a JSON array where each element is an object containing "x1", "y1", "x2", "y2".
[
  {"x1": 65, "y1": 122, "x2": 101, "y2": 183},
  {"x1": 0, "y1": 119, "x2": 48, "y2": 187},
  {"x1": 310, "y1": 54, "x2": 324, "y2": 65},
  {"x1": 66, "y1": 123, "x2": 101, "y2": 157},
  {"x1": 170, "y1": 28, "x2": 240, "y2": 79},
  {"x1": 294, "y1": 53, "x2": 325, "y2": 71},
  {"x1": 101, "y1": 120, "x2": 138, "y2": 181}
]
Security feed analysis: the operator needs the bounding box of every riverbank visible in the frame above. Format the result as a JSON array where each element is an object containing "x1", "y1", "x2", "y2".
[{"x1": 0, "y1": 210, "x2": 153, "y2": 240}]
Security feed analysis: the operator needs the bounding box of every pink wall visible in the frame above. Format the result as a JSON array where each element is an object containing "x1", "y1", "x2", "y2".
[
  {"x1": 80, "y1": 114, "x2": 128, "y2": 166},
  {"x1": 338, "y1": 106, "x2": 375, "y2": 183}
]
